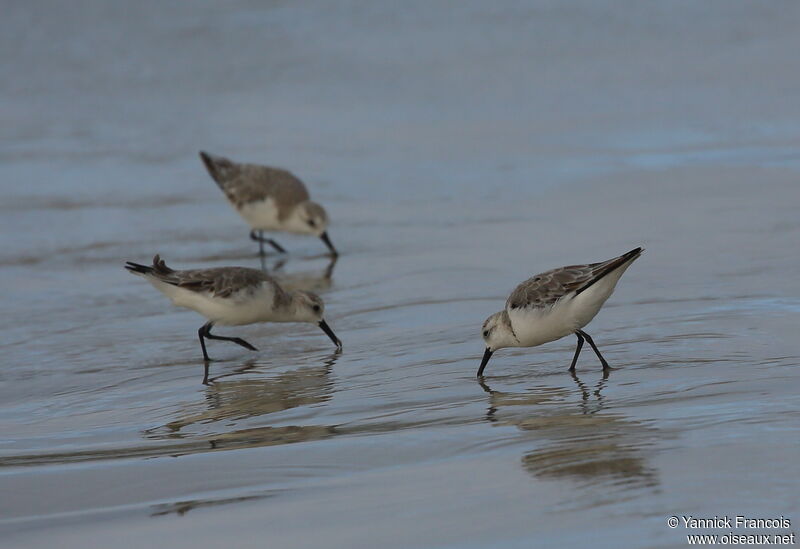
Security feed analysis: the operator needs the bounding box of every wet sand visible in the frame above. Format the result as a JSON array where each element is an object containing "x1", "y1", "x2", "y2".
[{"x1": 2, "y1": 2, "x2": 800, "y2": 548}]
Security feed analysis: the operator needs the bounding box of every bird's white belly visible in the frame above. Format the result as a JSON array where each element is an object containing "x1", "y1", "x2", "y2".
[
  {"x1": 237, "y1": 198, "x2": 282, "y2": 231},
  {"x1": 150, "y1": 280, "x2": 274, "y2": 326},
  {"x1": 568, "y1": 287, "x2": 610, "y2": 328},
  {"x1": 509, "y1": 302, "x2": 578, "y2": 347},
  {"x1": 509, "y1": 282, "x2": 619, "y2": 347}
]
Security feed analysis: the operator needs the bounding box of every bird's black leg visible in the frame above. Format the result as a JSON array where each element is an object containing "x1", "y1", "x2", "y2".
[
  {"x1": 203, "y1": 324, "x2": 258, "y2": 352},
  {"x1": 577, "y1": 329, "x2": 609, "y2": 370},
  {"x1": 202, "y1": 360, "x2": 210, "y2": 385},
  {"x1": 198, "y1": 323, "x2": 213, "y2": 384},
  {"x1": 249, "y1": 230, "x2": 287, "y2": 254},
  {"x1": 569, "y1": 331, "x2": 585, "y2": 372},
  {"x1": 198, "y1": 322, "x2": 212, "y2": 362}
]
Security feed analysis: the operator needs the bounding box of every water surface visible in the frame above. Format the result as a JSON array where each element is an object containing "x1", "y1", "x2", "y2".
[{"x1": 2, "y1": 2, "x2": 800, "y2": 547}]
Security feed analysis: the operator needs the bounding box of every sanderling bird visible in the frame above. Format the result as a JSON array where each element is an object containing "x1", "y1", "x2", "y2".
[
  {"x1": 199, "y1": 151, "x2": 337, "y2": 256},
  {"x1": 125, "y1": 255, "x2": 342, "y2": 383},
  {"x1": 478, "y1": 247, "x2": 643, "y2": 377}
]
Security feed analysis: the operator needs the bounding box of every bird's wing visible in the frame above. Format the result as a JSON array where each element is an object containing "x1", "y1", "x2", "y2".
[
  {"x1": 506, "y1": 248, "x2": 642, "y2": 311},
  {"x1": 223, "y1": 164, "x2": 310, "y2": 210},
  {"x1": 148, "y1": 256, "x2": 273, "y2": 299},
  {"x1": 506, "y1": 264, "x2": 597, "y2": 311}
]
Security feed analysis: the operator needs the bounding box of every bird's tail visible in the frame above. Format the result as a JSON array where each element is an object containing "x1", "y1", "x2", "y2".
[
  {"x1": 199, "y1": 150, "x2": 236, "y2": 187},
  {"x1": 124, "y1": 254, "x2": 174, "y2": 277},
  {"x1": 575, "y1": 247, "x2": 643, "y2": 295},
  {"x1": 612, "y1": 247, "x2": 644, "y2": 267}
]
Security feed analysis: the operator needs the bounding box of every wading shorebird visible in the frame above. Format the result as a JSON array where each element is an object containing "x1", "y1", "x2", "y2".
[
  {"x1": 199, "y1": 151, "x2": 338, "y2": 256},
  {"x1": 125, "y1": 255, "x2": 342, "y2": 383},
  {"x1": 478, "y1": 247, "x2": 643, "y2": 377}
]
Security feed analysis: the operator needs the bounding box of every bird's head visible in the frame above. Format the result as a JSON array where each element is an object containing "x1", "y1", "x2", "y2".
[
  {"x1": 292, "y1": 290, "x2": 342, "y2": 350},
  {"x1": 287, "y1": 201, "x2": 337, "y2": 255},
  {"x1": 478, "y1": 310, "x2": 517, "y2": 377}
]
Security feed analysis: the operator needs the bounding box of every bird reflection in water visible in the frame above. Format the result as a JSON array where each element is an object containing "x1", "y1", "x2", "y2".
[
  {"x1": 259, "y1": 254, "x2": 337, "y2": 287},
  {"x1": 151, "y1": 492, "x2": 279, "y2": 517},
  {"x1": 478, "y1": 378, "x2": 568, "y2": 423},
  {"x1": 570, "y1": 368, "x2": 609, "y2": 416},
  {"x1": 145, "y1": 353, "x2": 340, "y2": 452},
  {"x1": 479, "y1": 369, "x2": 658, "y2": 494}
]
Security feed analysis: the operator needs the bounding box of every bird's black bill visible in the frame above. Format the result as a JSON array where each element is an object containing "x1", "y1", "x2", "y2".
[
  {"x1": 320, "y1": 231, "x2": 338, "y2": 256},
  {"x1": 477, "y1": 347, "x2": 494, "y2": 377},
  {"x1": 318, "y1": 319, "x2": 342, "y2": 350}
]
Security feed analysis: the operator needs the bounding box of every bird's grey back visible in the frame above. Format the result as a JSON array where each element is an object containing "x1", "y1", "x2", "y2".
[
  {"x1": 506, "y1": 249, "x2": 641, "y2": 311},
  {"x1": 201, "y1": 153, "x2": 310, "y2": 218},
  {"x1": 150, "y1": 255, "x2": 287, "y2": 302}
]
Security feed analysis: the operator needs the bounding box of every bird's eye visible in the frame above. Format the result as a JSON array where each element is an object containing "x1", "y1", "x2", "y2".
[
  {"x1": 483, "y1": 330, "x2": 489, "y2": 338},
  {"x1": 308, "y1": 219, "x2": 316, "y2": 227},
  {"x1": 312, "y1": 305, "x2": 321, "y2": 312}
]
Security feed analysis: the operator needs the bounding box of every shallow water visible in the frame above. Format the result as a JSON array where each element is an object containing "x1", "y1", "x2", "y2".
[{"x1": 2, "y1": 2, "x2": 800, "y2": 548}]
